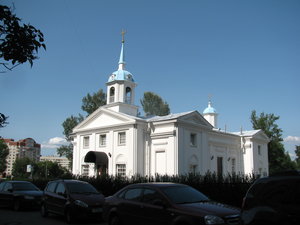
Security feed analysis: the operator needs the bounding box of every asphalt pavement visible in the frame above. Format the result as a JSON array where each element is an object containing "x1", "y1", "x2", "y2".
[{"x1": 0, "y1": 207, "x2": 107, "y2": 225}]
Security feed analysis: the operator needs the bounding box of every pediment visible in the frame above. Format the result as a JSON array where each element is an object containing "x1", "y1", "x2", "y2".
[
  {"x1": 253, "y1": 130, "x2": 270, "y2": 142},
  {"x1": 179, "y1": 111, "x2": 213, "y2": 129},
  {"x1": 73, "y1": 108, "x2": 136, "y2": 132}
]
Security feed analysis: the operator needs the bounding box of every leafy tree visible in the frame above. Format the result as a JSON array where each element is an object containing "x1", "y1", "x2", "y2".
[
  {"x1": 295, "y1": 145, "x2": 300, "y2": 168},
  {"x1": 57, "y1": 144, "x2": 73, "y2": 162},
  {"x1": 62, "y1": 114, "x2": 84, "y2": 141},
  {"x1": 12, "y1": 157, "x2": 35, "y2": 178},
  {"x1": 0, "y1": 139, "x2": 9, "y2": 174},
  {"x1": 0, "y1": 113, "x2": 8, "y2": 128},
  {"x1": 34, "y1": 161, "x2": 70, "y2": 178},
  {"x1": 82, "y1": 89, "x2": 106, "y2": 116},
  {"x1": 251, "y1": 110, "x2": 296, "y2": 174},
  {"x1": 0, "y1": 5, "x2": 46, "y2": 72},
  {"x1": 140, "y1": 92, "x2": 170, "y2": 116}
]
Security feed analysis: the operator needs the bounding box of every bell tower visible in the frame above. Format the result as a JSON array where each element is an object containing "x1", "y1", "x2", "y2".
[{"x1": 106, "y1": 31, "x2": 138, "y2": 116}]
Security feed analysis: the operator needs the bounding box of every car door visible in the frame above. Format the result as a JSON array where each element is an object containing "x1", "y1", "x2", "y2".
[
  {"x1": 140, "y1": 188, "x2": 173, "y2": 225},
  {"x1": 44, "y1": 181, "x2": 58, "y2": 213},
  {"x1": 52, "y1": 182, "x2": 67, "y2": 215},
  {"x1": 0, "y1": 182, "x2": 14, "y2": 207},
  {"x1": 0, "y1": 182, "x2": 9, "y2": 206},
  {"x1": 117, "y1": 187, "x2": 144, "y2": 225}
]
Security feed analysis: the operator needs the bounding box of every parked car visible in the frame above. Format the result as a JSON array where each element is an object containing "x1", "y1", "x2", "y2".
[
  {"x1": 41, "y1": 179, "x2": 105, "y2": 223},
  {"x1": 240, "y1": 171, "x2": 300, "y2": 225},
  {"x1": 103, "y1": 183, "x2": 240, "y2": 225},
  {"x1": 0, "y1": 180, "x2": 43, "y2": 211}
]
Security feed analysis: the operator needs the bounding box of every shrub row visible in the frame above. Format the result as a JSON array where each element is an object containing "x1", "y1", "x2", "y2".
[{"x1": 29, "y1": 172, "x2": 257, "y2": 208}]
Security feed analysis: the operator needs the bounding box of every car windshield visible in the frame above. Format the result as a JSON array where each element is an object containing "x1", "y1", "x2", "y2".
[
  {"x1": 162, "y1": 186, "x2": 209, "y2": 204},
  {"x1": 67, "y1": 182, "x2": 99, "y2": 194},
  {"x1": 13, "y1": 182, "x2": 39, "y2": 191}
]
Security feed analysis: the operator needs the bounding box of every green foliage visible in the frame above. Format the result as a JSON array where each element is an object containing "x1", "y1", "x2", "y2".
[
  {"x1": 295, "y1": 145, "x2": 300, "y2": 169},
  {"x1": 30, "y1": 173, "x2": 256, "y2": 207},
  {"x1": 12, "y1": 157, "x2": 34, "y2": 178},
  {"x1": 57, "y1": 144, "x2": 73, "y2": 162},
  {"x1": 251, "y1": 110, "x2": 296, "y2": 174},
  {"x1": 0, "y1": 113, "x2": 9, "y2": 128},
  {"x1": 0, "y1": 139, "x2": 9, "y2": 173},
  {"x1": 62, "y1": 114, "x2": 84, "y2": 141},
  {"x1": 81, "y1": 89, "x2": 106, "y2": 116},
  {"x1": 140, "y1": 92, "x2": 170, "y2": 116},
  {"x1": 34, "y1": 161, "x2": 71, "y2": 179},
  {"x1": 0, "y1": 5, "x2": 46, "y2": 71}
]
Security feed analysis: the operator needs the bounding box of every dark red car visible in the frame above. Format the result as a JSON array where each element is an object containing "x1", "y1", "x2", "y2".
[{"x1": 103, "y1": 183, "x2": 240, "y2": 225}]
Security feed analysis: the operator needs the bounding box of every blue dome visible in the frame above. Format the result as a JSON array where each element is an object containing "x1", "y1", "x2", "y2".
[
  {"x1": 108, "y1": 70, "x2": 134, "y2": 82},
  {"x1": 203, "y1": 101, "x2": 217, "y2": 114},
  {"x1": 203, "y1": 106, "x2": 217, "y2": 114}
]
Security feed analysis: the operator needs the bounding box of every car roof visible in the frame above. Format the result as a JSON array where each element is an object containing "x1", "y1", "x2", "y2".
[
  {"x1": 50, "y1": 179, "x2": 88, "y2": 184},
  {"x1": 125, "y1": 182, "x2": 187, "y2": 188}
]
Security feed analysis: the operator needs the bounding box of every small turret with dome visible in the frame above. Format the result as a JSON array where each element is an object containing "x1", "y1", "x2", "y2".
[
  {"x1": 105, "y1": 30, "x2": 138, "y2": 116},
  {"x1": 203, "y1": 98, "x2": 218, "y2": 128}
]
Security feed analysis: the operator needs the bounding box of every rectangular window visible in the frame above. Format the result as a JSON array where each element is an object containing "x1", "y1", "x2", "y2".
[
  {"x1": 99, "y1": 134, "x2": 106, "y2": 147},
  {"x1": 258, "y1": 145, "x2": 261, "y2": 155},
  {"x1": 231, "y1": 158, "x2": 236, "y2": 173},
  {"x1": 81, "y1": 165, "x2": 89, "y2": 176},
  {"x1": 217, "y1": 157, "x2": 223, "y2": 176},
  {"x1": 116, "y1": 164, "x2": 126, "y2": 177},
  {"x1": 189, "y1": 165, "x2": 197, "y2": 174},
  {"x1": 118, "y1": 132, "x2": 126, "y2": 145},
  {"x1": 190, "y1": 133, "x2": 197, "y2": 147},
  {"x1": 83, "y1": 136, "x2": 89, "y2": 148}
]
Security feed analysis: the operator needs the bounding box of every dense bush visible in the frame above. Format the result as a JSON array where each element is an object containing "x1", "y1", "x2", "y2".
[{"x1": 27, "y1": 172, "x2": 258, "y2": 208}]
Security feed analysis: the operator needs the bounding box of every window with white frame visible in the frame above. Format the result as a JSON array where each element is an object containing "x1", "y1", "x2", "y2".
[
  {"x1": 231, "y1": 158, "x2": 236, "y2": 173},
  {"x1": 190, "y1": 133, "x2": 197, "y2": 147},
  {"x1": 83, "y1": 136, "x2": 90, "y2": 148},
  {"x1": 189, "y1": 164, "x2": 197, "y2": 174},
  {"x1": 81, "y1": 164, "x2": 89, "y2": 176},
  {"x1": 99, "y1": 134, "x2": 106, "y2": 147},
  {"x1": 258, "y1": 145, "x2": 261, "y2": 155},
  {"x1": 116, "y1": 164, "x2": 126, "y2": 177},
  {"x1": 118, "y1": 132, "x2": 126, "y2": 145}
]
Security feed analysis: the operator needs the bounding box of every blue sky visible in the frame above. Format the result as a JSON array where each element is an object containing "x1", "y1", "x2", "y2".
[{"x1": 1, "y1": 0, "x2": 299, "y2": 158}]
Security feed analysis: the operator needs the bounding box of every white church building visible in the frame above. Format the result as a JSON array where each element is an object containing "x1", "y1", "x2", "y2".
[{"x1": 72, "y1": 36, "x2": 269, "y2": 177}]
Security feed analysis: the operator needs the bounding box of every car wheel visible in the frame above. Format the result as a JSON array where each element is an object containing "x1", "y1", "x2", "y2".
[
  {"x1": 65, "y1": 209, "x2": 74, "y2": 224},
  {"x1": 109, "y1": 214, "x2": 122, "y2": 225},
  {"x1": 41, "y1": 204, "x2": 48, "y2": 217},
  {"x1": 13, "y1": 199, "x2": 21, "y2": 211}
]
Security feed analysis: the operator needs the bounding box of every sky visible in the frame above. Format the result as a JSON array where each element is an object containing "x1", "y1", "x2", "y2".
[{"x1": 0, "y1": 0, "x2": 299, "y2": 158}]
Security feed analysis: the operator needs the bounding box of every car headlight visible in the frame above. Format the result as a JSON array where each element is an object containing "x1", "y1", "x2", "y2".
[
  {"x1": 204, "y1": 215, "x2": 225, "y2": 224},
  {"x1": 74, "y1": 200, "x2": 88, "y2": 208},
  {"x1": 24, "y1": 195, "x2": 34, "y2": 200}
]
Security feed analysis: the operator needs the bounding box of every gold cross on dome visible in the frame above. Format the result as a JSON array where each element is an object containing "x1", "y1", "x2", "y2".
[{"x1": 121, "y1": 29, "x2": 126, "y2": 43}]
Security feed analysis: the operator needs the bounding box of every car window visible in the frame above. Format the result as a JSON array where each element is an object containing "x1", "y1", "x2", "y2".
[
  {"x1": 66, "y1": 182, "x2": 98, "y2": 194},
  {"x1": 55, "y1": 182, "x2": 66, "y2": 195},
  {"x1": 3, "y1": 183, "x2": 12, "y2": 192},
  {"x1": 0, "y1": 182, "x2": 6, "y2": 191},
  {"x1": 46, "y1": 182, "x2": 57, "y2": 193},
  {"x1": 162, "y1": 186, "x2": 209, "y2": 204},
  {"x1": 142, "y1": 188, "x2": 164, "y2": 205},
  {"x1": 13, "y1": 182, "x2": 39, "y2": 191},
  {"x1": 123, "y1": 188, "x2": 142, "y2": 201}
]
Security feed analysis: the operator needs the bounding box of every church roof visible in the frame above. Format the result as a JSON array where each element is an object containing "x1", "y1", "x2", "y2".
[{"x1": 145, "y1": 111, "x2": 195, "y2": 122}]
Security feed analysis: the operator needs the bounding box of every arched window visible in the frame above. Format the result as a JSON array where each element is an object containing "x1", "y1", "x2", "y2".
[
  {"x1": 125, "y1": 87, "x2": 131, "y2": 104},
  {"x1": 110, "y1": 87, "x2": 115, "y2": 103}
]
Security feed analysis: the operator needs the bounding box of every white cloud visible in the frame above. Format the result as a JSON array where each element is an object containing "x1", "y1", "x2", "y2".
[
  {"x1": 284, "y1": 136, "x2": 300, "y2": 142},
  {"x1": 42, "y1": 137, "x2": 68, "y2": 149}
]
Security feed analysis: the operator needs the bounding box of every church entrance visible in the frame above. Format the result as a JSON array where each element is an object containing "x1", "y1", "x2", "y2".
[{"x1": 84, "y1": 151, "x2": 108, "y2": 176}]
